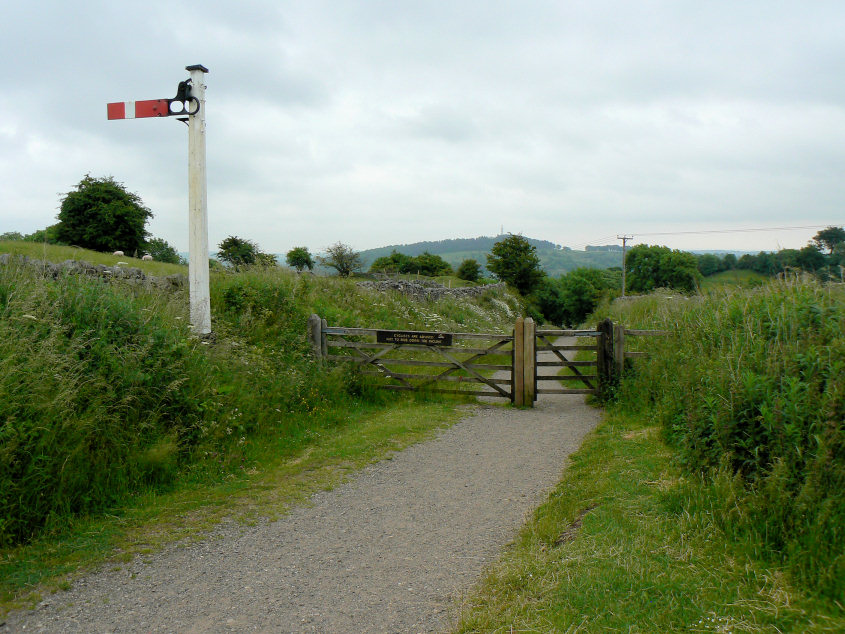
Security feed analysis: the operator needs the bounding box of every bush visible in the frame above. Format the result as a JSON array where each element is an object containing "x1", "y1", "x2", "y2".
[
  {"x1": 145, "y1": 236, "x2": 185, "y2": 264},
  {"x1": 456, "y1": 258, "x2": 481, "y2": 282},
  {"x1": 606, "y1": 280, "x2": 845, "y2": 597}
]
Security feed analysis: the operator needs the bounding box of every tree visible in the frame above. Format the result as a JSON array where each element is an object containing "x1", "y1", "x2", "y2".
[
  {"x1": 286, "y1": 246, "x2": 314, "y2": 271},
  {"x1": 812, "y1": 226, "x2": 845, "y2": 254},
  {"x1": 55, "y1": 175, "x2": 152, "y2": 253},
  {"x1": 456, "y1": 258, "x2": 481, "y2": 282},
  {"x1": 625, "y1": 245, "x2": 701, "y2": 294},
  {"x1": 217, "y1": 236, "x2": 260, "y2": 267},
  {"x1": 318, "y1": 242, "x2": 361, "y2": 277},
  {"x1": 409, "y1": 252, "x2": 452, "y2": 276},
  {"x1": 145, "y1": 237, "x2": 185, "y2": 264},
  {"x1": 23, "y1": 224, "x2": 61, "y2": 244},
  {"x1": 0, "y1": 231, "x2": 23, "y2": 241},
  {"x1": 486, "y1": 234, "x2": 545, "y2": 295},
  {"x1": 696, "y1": 253, "x2": 722, "y2": 277},
  {"x1": 370, "y1": 250, "x2": 412, "y2": 274},
  {"x1": 796, "y1": 245, "x2": 826, "y2": 271}
]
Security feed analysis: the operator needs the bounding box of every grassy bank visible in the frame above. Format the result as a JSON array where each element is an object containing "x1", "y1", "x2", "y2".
[
  {"x1": 457, "y1": 279, "x2": 844, "y2": 630},
  {"x1": 455, "y1": 407, "x2": 843, "y2": 632},
  {"x1": 0, "y1": 246, "x2": 520, "y2": 609}
]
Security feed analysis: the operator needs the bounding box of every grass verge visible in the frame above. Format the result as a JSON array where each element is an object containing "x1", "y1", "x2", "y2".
[
  {"x1": 454, "y1": 408, "x2": 845, "y2": 632},
  {"x1": 0, "y1": 398, "x2": 461, "y2": 617}
]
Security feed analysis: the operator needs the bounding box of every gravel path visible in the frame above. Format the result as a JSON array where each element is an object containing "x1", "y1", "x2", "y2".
[{"x1": 3, "y1": 341, "x2": 600, "y2": 633}]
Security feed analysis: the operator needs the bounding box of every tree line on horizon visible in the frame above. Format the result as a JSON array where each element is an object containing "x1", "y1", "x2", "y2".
[{"x1": 4, "y1": 173, "x2": 842, "y2": 326}]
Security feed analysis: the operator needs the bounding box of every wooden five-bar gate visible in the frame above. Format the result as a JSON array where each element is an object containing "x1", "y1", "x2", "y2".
[{"x1": 308, "y1": 315, "x2": 663, "y2": 407}]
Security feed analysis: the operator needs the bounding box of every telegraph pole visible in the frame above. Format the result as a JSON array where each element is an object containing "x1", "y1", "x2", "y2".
[{"x1": 617, "y1": 235, "x2": 632, "y2": 297}]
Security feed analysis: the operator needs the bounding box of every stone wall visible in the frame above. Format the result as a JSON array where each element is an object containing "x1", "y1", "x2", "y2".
[
  {"x1": 0, "y1": 253, "x2": 186, "y2": 291},
  {"x1": 356, "y1": 279, "x2": 505, "y2": 301}
]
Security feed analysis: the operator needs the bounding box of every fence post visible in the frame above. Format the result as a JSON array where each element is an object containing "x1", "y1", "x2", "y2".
[
  {"x1": 523, "y1": 317, "x2": 536, "y2": 406},
  {"x1": 308, "y1": 314, "x2": 323, "y2": 362},
  {"x1": 320, "y1": 318, "x2": 328, "y2": 359},
  {"x1": 596, "y1": 318, "x2": 614, "y2": 395},
  {"x1": 513, "y1": 317, "x2": 525, "y2": 405},
  {"x1": 613, "y1": 323, "x2": 626, "y2": 379}
]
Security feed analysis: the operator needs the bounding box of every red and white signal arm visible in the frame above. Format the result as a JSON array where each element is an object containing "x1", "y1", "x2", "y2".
[{"x1": 107, "y1": 99, "x2": 172, "y2": 120}]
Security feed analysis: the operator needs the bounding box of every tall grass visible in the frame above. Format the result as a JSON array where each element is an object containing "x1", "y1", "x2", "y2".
[
  {"x1": 603, "y1": 280, "x2": 844, "y2": 598},
  {"x1": 0, "y1": 255, "x2": 521, "y2": 547}
]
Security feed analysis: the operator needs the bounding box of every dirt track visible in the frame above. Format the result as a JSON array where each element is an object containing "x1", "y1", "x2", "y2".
[{"x1": 3, "y1": 342, "x2": 600, "y2": 633}]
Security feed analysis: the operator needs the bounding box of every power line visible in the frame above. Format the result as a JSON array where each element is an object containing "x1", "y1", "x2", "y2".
[
  {"x1": 631, "y1": 224, "x2": 834, "y2": 237},
  {"x1": 569, "y1": 224, "x2": 836, "y2": 250}
]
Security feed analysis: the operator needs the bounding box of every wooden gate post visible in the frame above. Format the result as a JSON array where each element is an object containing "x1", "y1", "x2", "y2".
[
  {"x1": 523, "y1": 317, "x2": 536, "y2": 406},
  {"x1": 613, "y1": 322, "x2": 626, "y2": 379},
  {"x1": 513, "y1": 317, "x2": 525, "y2": 405},
  {"x1": 596, "y1": 318, "x2": 614, "y2": 395},
  {"x1": 308, "y1": 314, "x2": 323, "y2": 362}
]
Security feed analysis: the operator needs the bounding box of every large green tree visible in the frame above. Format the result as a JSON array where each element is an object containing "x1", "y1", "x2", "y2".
[
  {"x1": 217, "y1": 236, "x2": 261, "y2": 267},
  {"x1": 370, "y1": 250, "x2": 412, "y2": 274},
  {"x1": 319, "y1": 242, "x2": 361, "y2": 277},
  {"x1": 625, "y1": 244, "x2": 701, "y2": 293},
  {"x1": 55, "y1": 175, "x2": 152, "y2": 253},
  {"x1": 286, "y1": 246, "x2": 314, "y2": 272},
  {"x1": 812, "y1": 226, "x2": 845, "y2": 254},
  {"x1": 408, "y1": 252, "x2": 452, "y2": 276},
  {"x1": 534, "y1": 268, "x2": 620, "y2": 327},
  {"x1": 486, "y1": 234, "x2": 545, "y2": 295}
]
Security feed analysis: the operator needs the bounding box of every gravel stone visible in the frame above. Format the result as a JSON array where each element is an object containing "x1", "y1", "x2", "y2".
[{"x1": 3, "y1": 341, "x2": 599, "y2": 633}]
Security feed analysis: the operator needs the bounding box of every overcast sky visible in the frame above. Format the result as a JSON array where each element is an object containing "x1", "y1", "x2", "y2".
[{"x1": 1, "y1": 1, "x2": 843, "y2": 255}]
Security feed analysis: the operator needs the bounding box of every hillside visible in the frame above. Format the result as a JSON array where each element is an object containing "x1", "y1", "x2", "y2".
[{"x1": 358, "y1": 235, "x2": 624, "y2": 276}]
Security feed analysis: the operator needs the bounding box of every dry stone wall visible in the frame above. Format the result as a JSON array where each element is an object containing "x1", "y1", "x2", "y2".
[
  {"x1": 356, "y1": 279, "x2": 505, "y2": 301},
  {"x1": 0, "y1": 253, "x2": 186, "y2": 291}
]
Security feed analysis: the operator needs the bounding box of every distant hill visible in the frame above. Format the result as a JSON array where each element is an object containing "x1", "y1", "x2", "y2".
[{"x1": 358, "y1": 235, "x2": 624, "y2": 277}]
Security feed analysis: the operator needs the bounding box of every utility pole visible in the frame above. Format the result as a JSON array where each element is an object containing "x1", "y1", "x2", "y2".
[{"x1": 617, "y1": 235, "x2": 632, "y2": 297}]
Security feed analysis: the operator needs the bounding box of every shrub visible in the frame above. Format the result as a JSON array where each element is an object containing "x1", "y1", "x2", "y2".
[
  {"x1": 605, "y1": 280, "x2": 844, "y2": 597},
  {"x1": 456, "y1": 259, "x2": 481, "y2": 282}
]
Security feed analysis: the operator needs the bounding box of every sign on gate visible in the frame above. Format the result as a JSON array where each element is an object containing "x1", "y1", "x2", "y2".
[{"x1": 376, "y1": 330, "x2": 453, "y2": 346}]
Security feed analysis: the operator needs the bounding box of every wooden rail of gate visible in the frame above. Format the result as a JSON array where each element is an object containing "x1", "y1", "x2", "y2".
[
  {"x1": 308, "y1": 315, "x2": 514, "y2": 400},
  {"x1": 535, "y1": 328, "x2": 602, "y2": 397},
  {"x1": 308, "y1": 314, "x2": 668, "y2": 406}
]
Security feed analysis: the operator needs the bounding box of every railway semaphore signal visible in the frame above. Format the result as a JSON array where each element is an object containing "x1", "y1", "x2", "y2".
[{"x1": 107, "y1": 64, "x2": 211, "y2": 335}]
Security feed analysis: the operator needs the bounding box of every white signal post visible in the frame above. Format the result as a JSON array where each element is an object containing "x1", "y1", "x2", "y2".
[
  {"x1": 107, "y1": 64, "x2": 212, "y2": 336},
  {"x1": 186, "y1": 64, "x2": 211, "y2": 335}
]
